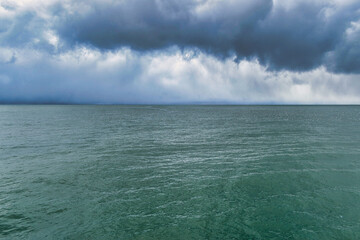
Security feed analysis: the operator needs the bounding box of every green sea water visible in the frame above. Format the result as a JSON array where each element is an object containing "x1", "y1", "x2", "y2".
[{"x1": 1, "y1": 105, "x2": 360, "y2": 239}]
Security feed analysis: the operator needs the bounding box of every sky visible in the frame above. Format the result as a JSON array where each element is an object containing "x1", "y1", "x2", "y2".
[{"x1": 0, "y1": 0, "x2": 360, "y2": 104}]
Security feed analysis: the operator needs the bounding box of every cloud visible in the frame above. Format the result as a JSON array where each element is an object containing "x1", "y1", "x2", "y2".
[
  {"x1": 326, "y1": 19, "x2": 360, "y2": 73},
  {"x1": 1, "y1": 46, "x2": 360, "y2": 104},
  {"x1": 0, "y1": 0, "x2": 360, "y2": 104},
  {"x1": 54, "y1": 0, "x2": 360, "y2": 72},
  {"x1": 0, "y1": 0, "x2": 59, "y2": 52}
]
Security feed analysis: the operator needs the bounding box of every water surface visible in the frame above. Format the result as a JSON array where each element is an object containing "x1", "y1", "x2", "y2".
[{"x1": 1, "y1": 105, "x2": 360, "y2": 239}]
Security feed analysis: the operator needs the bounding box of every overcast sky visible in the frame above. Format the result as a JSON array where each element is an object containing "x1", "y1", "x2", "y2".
[{"x1": 1, "y1": 0, "x2": 360, "y2": 104}]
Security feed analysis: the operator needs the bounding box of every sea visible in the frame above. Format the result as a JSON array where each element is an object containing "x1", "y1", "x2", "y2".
[{"x1": 1, "y1": 105, "x2": 360, "y2": 239}]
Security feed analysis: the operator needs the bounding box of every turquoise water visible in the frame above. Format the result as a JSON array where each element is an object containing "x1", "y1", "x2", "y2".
[{"x1": 1, "y1": 105, "x2": 360, "y2": 239}]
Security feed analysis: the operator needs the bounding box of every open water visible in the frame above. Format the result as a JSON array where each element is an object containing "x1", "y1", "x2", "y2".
[{"x1": 0, "y1": 105, "x2": 360, "y2": 239}]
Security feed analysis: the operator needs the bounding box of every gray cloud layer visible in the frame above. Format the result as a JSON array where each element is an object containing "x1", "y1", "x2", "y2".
[
  {"x1": 55, "y1": 0, "x2": 360, "y2": 73},
  {"x1": 0, "y1": 0, "x2": 360, "y2": 104},
  {"x1": 1, "y1": 46, "x2": 360, "y2": 104}
]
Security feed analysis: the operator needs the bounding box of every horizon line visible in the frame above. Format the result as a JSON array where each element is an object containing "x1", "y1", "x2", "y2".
[{"x1": 1, "y1": 102, "x2": 360, "y2": 106}]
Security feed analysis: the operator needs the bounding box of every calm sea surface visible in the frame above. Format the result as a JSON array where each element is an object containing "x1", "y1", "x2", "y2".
[{"x1": 1, "y1": 105, "x2": 360, "y2": 239}]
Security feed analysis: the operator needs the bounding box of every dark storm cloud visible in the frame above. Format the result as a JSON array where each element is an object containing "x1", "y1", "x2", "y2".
[
  {"x1": 57, "y1": 0, "x2": 272, "y2": 55},
  {"x1": 57, "y1": 0, "x2": 272, "y2": 54},
  {"x1": 55, "y1": 0, "x2": 360, "y2": 72},
  {"x1": 326, "y1": 20, "x2": 360, "y2": 73}
]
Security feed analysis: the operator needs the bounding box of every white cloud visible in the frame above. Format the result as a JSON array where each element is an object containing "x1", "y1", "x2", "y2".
[{"x1": 1, "y1": 46, "x2": 360, "y2": 104}]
